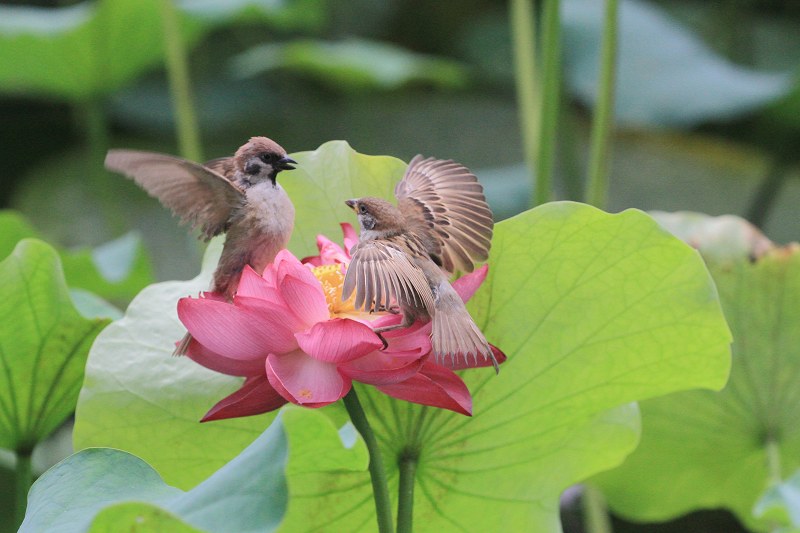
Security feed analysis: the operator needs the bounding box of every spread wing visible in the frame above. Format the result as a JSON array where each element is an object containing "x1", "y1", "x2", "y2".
[
  {"x1": 342, "y1": 241, "x2": 435, "y2": 313},
  {"x1": 395, "y1": 155, "x2": 493, "y2": 274},
  {"x1": 105, "y1": 150, "x2": 244, "y2": 240},
  {"x1": 203, "y1": 156, "x2": 235, "y2": 177}
]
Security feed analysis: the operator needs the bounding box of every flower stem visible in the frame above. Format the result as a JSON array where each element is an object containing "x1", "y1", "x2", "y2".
[
  {"x1": 765, "y1": 435, "x2": 782, "y2": 486},
  {"x1": 14, "y1": 449, "x2": 33, "y2": 530},
  {"x1": 584, "y1": 0, "x2": 619, "y2": 209},
  {"x1": 509, "y1": 0, "x2": 541, "y2": 207},
  {"x1": 396, "y1": 449, "x2": 418, "y2": 533},
  {"x1": 76, "y1": 99, "x2": 125, "y2": 234},
  {"x1": 158, "y1": 0, "x2": 202, "y2": 162},
  {"x1": 582, "y1": 485, "x2": 613, "y2": 533},
  {"x1": 343, "y1": 388, "x2": 394, "y2": 533},
  {"x1": 535, "y1": 0, "x2": 562, "y2": 206}
]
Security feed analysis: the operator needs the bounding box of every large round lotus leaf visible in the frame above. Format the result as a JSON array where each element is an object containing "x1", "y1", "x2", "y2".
[{"x1": 593, "y1": 212, "x2": 800, "y2": 531}]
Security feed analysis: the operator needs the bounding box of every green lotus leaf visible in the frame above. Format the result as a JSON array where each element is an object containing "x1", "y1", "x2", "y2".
[
  {"x1": 74, "y1": 142, "x2": 731, "y2": 531},
  {"x1": 593, "y1": 212, "x2": 800, "y2": 531},
  {"x1": 0, "y1": 0, "x2": 324, "y2": 100},
  {"x1": 88, "y1": 502, "x2": 202, "y2": 533},
  {"x1": 89, "y1": 503, "x2": 202, "y2": 533},
  {"x1": 753, "y1": 469, "x2": 800, "y2": 531},
  {"x1": 0, "y1": 239, "x2": 108, "y2": 452},
  {"x1": 0, "y1": 210, "x2": 154, "y2": 305},
  {"x1": 233, "y1": 38, "x2": 468, "y2": 91},
  {"x1": 563, "y1": 0, "x2": 792, "y2": 127},
  {"x1": 22, "y1": 411, "x2": 290, "y2": 533}
]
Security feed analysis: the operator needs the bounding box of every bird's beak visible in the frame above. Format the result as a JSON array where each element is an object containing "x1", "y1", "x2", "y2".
[
  {"x1": 345, "y1": 199, "x2": 357, "y2": 211},
  {"x1": 278, "y1": 156, "x2": 297, "y2": 171}
]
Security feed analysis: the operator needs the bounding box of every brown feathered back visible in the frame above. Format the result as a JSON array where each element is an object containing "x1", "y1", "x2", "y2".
[{"x1": 395, "y1": 155, "x2": 493, "y2": 273}]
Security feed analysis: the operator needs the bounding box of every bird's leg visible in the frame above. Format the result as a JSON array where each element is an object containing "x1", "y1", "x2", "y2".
[{"x1": 372, "y1": 312, "x2": 414, "y2": 351}]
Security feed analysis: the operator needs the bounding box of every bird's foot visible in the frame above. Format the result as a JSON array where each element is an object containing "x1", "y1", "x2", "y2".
[{"x1": 376, "y1": 332, "x2": 389, "y2": 351}]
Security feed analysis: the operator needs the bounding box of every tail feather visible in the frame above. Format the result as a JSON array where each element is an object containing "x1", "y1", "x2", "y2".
[
  {"x1": 173, "y1": 331, "x2": 193, "y2": 356},
  {"x1": 431, "y1": 304, "x2": 499, "y2": 373}
]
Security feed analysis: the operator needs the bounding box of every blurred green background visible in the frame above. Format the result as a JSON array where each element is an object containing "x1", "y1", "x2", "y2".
[{"x1": 1, "y1": 0, "x2": 799, "y2": 531}]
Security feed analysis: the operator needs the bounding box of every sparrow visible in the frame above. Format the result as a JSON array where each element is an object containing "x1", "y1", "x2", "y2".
[
  {"x1": 342, "y1": 155, "x2": 498, "y2": 372},
  {"x1": 105, "y1": 136, "x2": 297, "y2": 354}
]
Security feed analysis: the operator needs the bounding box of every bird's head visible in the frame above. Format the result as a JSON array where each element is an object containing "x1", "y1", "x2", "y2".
[
  {"x1": 345, "y1": 197, "x2": 404, "y2": 235},
  {"x1": 235, "y1": 136, "x2": 296, "y2": 186}
]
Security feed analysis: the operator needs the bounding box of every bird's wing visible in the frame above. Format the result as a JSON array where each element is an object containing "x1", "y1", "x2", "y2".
[
  {"x1": 342, "y1": 241, "x2": 435, "y2": 313},
  {"x1": 105, "y1": 150, "x2": 244, "y2": 240},
  {"x1": 202, "y1": 156, "x2": 235, "y2": 177},
  {"x1": 394, "y1": 155, "x2": 493, "y2": 274}
]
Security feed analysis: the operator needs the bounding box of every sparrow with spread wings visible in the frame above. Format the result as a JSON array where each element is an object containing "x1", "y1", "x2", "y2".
[
  {"x1": 343, "y1": 155, "x2": 499, "y2": 372},
  {"x1": 105, "y1": 136, "x2": 296, "y2": 354}
]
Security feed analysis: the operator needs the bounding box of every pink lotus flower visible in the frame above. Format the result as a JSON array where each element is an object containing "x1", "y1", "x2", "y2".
[{"x1": 179, "y1": 226, "x2": 503, "y2": 422}]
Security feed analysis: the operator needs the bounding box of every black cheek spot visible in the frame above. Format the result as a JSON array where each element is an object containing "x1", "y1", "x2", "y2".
[{"x1": 245, "y1": 161, "x2": 261, "y2": 175}]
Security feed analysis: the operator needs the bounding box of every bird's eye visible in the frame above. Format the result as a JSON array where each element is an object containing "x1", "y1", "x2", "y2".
[
  {"x1": 260, "y1": 153, "x2": 275, "y2": 163},
  {"x1": 359, "y1": 204, "x2": 367, "y2": 214}
]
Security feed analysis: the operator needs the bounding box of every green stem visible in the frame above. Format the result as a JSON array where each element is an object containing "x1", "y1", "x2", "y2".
[
  {"x1": 158, "y1": 0, "x2": 202, "y2": 162},
  {"x1": 584, "y1": 0, "x2": 619, "y2": 209},
  {"x1": 765, "y1": 436, "x2": 782, "y2": 486},
  {"x1": 745, "y1": 160, "x2": 789, "y2": 229},
  {"x1": 396, "y1": 449, "x2": 418, "y2": 533},
  {"x1": 582, "y1": 485, "x2": 613, "y2": 533},
  {"x1": 509, "y1": 0, "x2": 540, "y2": 207},
  {"x1": 343, "y1": 388, "x2": 394, "y2": 533},
  {"x1": 558, "y1": 89, "x2": 584, "y2": 201},
  {"x1": 14, "y1": 450, "x2": 33, "y2": 530},
  {"x1": 534, "y1": 0, "x2": 562, "y2": 206},
  {"x1": 77, "y1": 99, "x2": 125, "y2": 234}
]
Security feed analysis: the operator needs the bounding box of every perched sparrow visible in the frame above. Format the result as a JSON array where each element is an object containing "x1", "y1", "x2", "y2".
[
  {"x1": 105, "y1": 136, "x2": 297, "y2": 354},
  {"x1": 342, "y1": 155, "x2": 498, "y2": 372}
]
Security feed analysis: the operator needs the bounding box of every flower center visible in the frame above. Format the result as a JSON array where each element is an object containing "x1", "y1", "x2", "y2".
[{"x1": 311, "y1": 264, "x2": 357, "y2": 315}]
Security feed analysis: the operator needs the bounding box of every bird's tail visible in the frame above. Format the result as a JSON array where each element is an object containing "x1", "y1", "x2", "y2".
[
  {"x1": 431, "y1": 291, "x2": 499, "y2": 373},
  {"x1": 173, "y1": 331, "x2": 193, "y2": 357}
]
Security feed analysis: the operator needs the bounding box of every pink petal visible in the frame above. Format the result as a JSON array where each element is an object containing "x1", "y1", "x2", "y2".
[
  {"x1": 317, "y1": 234, "x2": 350, "y2": 265},
  {"x1": 234, "y1": 296, "x2": 302, "y2": 351},
  {"x1": 381, "y1": 321, "x2": 432, "y2": 357},
  {"x1": 236, "y1": 265, "x2": 282, "y2": 302},
  {"x1": 450, "y1": 343, "x2": 507, "y2": 370},
  {"x1": 274, "y1": 249, "x2": 320, "y2": 286},
  {"x1": 178, "y1": 297, "x2": 285, "y2": 360},
  {"x1": 201, "y1": 375, "x2": 287, "y2": 422},
  {"x1": 295, "y1": 318, "x2": 383, "y2": 363},
  {"x1": 367, "y1": 313, "x2": 405, "y2": 329},
  {"x1": 452, "y1": 264, "x2": 488, "y2": 303},
  {"x1": 300, "y1": 255, "x2": 323, "y2": 266},
  {"x1": 261, "y1": 259, "x2": 279, "y2": 286},
  {"x1": 364, "y1": 316, "x2": 432, "y2": 357},
  {"x1": 341, "y1": 223, "x2": 358, "y2": 255},
  {"x1": 271, "y1": 250, "x2": 330, "y2": 326},
  {"x1": 340, "y1": 351, "x2": 426, "y2": 385},
  {"x1": 377, "y1": 362, "x2": 472, "y2": 416},
  {"x1": 184, "y1": 336, "x2": 265, "y2": 376},
  {"x1": 266, "y1": 351, "x2": 352, "y2": 407},
  {"x1": 280, "y1": 273, "x2": 330, "y2": 327}
]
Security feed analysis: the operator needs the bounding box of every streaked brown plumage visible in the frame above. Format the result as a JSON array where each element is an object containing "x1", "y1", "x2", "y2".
[
  {"x1": 105, "y1": 136, "x2": 296, "y2": 354},
  {"x1": 342, "y1": 155, "x2": 498, "y2": 372}
]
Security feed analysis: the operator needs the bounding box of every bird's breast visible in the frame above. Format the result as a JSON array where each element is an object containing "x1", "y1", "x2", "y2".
[{"x1": 241, "y1": 182, "x2": 295, "y2": 238}]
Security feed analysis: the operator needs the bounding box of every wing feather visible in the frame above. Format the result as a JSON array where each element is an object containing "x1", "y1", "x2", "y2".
[
  {"x1": 342, "y1": 241, "x2": 434, "y2": 314},
  {"x1": 105, "y1": 149, "x2": 244, "y2": 240},
  {"x1": 395, "y1": 155, "x2": 494, "y2": 274}
]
